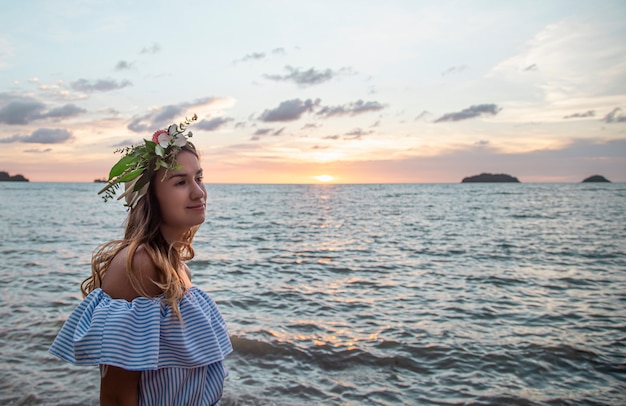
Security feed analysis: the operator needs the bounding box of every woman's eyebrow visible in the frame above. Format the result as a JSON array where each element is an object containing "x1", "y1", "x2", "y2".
[{"x1": 168, "y1": 169, "x2": 203, "y2": 180}]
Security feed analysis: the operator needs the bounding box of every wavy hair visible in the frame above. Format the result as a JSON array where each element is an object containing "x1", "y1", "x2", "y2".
[{"x1": 81, "y1": 143, "x2": 201, "y2": 319}]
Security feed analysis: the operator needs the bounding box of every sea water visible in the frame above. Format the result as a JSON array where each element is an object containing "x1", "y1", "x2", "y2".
[{"x1": 0, "y1": 182, "x2": 625, "y2": 405}]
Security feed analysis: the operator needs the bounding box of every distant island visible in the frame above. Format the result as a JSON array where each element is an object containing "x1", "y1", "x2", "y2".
[
  {"x1": 582, "y1": 175, "x2": 610, "y2": 183},
  {"x1": 0, "y1": 171, "x2": 29, "y2": 182},
  {"x1": 462, "y1": 173, "x2": 520, "y2": 183},
  {"x1": 94, "y1": 178, "x2": 107, "y2": 183}
]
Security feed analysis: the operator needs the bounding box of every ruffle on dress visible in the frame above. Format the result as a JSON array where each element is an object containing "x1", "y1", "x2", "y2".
[{"x1": 49, "y1": 287, "x2": 232, "y2": 371}]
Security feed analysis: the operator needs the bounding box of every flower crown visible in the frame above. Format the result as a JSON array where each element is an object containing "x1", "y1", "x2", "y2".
[{"x1": 98, "y1": 114, "x2": 198, "y2": 208}]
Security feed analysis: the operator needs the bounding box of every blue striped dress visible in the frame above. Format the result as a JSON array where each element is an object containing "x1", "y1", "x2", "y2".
[{"x1": 49, "y1": 287, "x2": 233, "y2": 405}]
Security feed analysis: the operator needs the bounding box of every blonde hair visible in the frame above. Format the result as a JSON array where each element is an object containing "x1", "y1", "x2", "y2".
[{"x1": 81, "y1": 143, "x2": 200, "y2": 319}]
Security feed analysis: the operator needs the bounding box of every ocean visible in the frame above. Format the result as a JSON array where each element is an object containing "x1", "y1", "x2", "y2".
[{"x1": 0, "y1": 182, "x2": 625, "y2": 405}]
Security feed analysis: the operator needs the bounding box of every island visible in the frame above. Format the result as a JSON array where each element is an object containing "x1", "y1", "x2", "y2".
[
  {"x1": 461, "y1": 173, "x2": 520, "y2": 183},
  {"x1": 582, "y1": 175, "x2": 610, "y2": 183},
  {"x1": 0, "y1": 171, "x2": 29, "y2": 182}
]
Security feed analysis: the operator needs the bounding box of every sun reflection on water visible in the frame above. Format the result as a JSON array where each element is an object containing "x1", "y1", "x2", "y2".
[{"x1": 266, "y1": 326, "x2": 385, "y2": 352}]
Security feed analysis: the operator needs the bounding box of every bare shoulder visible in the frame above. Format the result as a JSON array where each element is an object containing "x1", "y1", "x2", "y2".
[{"x1": 101, "y1": 245, "x2": 162, "y2": 301}]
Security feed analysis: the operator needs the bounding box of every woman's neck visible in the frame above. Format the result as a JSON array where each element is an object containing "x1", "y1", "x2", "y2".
[{"x1": 160, "y1": 225, "x2": 187, "y2": 246}]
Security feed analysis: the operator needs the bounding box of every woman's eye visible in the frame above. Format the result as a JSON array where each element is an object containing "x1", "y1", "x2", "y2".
[{"x1": 176, "y1": 180, "x2": 186, "y2": 186}]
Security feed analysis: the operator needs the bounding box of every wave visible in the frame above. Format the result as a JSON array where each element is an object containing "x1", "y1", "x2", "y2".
[
  {"x1": 230, "y1": 335, "x2": 427, "y2": 374},
  {"x1": 229, "y1": 334, "x2": 624, "y2": 383}
]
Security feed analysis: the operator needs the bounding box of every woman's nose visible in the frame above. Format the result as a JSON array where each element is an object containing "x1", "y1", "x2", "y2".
[{"x1": 191, "y1": 181, "x2": 205, "y2": 199}]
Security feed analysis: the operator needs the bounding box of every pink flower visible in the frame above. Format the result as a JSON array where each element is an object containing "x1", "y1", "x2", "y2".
[{"x1": 152, "y1": 130, "x2": 168, "y2": 143}]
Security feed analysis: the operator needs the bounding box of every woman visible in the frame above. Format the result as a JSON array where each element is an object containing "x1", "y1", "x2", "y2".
[{"x1": 50, "y1": 115, "x2": 232, "y2": 405}]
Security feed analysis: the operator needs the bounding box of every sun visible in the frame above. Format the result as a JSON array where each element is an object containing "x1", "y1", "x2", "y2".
[{"x1": 314, "y1": 174, "x2": 334, "y2": 182}]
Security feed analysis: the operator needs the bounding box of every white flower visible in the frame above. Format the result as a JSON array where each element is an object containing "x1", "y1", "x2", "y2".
[
  {"x1": 167, "y1": 124, "x2": 179, "y2": 136},
  {"x1": 173, "y1": 134, "x2": 187, "y2": 147},
  {"x1": 157, "y1": 132, "x2": 171, "y2": 148}
]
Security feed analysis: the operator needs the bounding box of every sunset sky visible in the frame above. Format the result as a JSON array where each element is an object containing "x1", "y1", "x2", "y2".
[{"x1": 1, "y1": 0, "x2": 625, "y2": 183}]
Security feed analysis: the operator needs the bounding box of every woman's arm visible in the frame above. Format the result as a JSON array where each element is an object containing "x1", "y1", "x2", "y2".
[
  {"x1": 99, "y1": 246, "x2": 159, "y2": 404},
  {"x1": 100, "y1": 365, "x2": 140, "y2": 406}
]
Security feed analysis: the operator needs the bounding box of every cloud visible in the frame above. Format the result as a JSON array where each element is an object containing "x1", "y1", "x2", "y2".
[
  {"x1": 251, "y1": 127, "x2": 285, "y2": 141},
  {"x1": 196, "y1": 117, "x2": 233, "y2": 131},
  {"x1": 317, "y1": 100, "x2": 385, "y2": 118},
  {"x1": 234, "y1": 47, "x2": 287, "y2": 63},
  {"x1": 523, "y1": 63, "x2": 538, "y2": 71},
  {"x1": 115, "y1": 60, "x2": 133, "y2": 70},
  {"x1": 344, "y1": 128, "x2": 373, "y2": 140},
  {"x1": 564, "y1": 110, "x2": 595, "y2": 119},
  {"x1": 434, "y1": 104, "x2": 501, "y2": 123},
  {"x1": 24, "y1": 148, "x2": 52, "y2": 153},
  {"x1": 38, "y1": 83, "x2": 61, "y2": 91},
  {"x1": 489, "y1": 18, "x2": 626, "y2": 105},
  {"x1": 0, "y1": 96, "x2": 86, "y2": 124},
  {"x1": 128, "y1": 97, "x2": 230, "y2": 132},
  {"x1": 44, "y1": 104, "x2": 87, "y2": 119},
  {"x1": 238, "y1": 52, "x2": 266, "y2": 63},
  {"x1": 111, "y1": 139, "x2": 136, "y2": 147},
  {"x1": 152, "y1": 105, "x2": 186, "y2": 124},
  {"x1": 0, "y1": 128, "x2": 73, "y2": 144},
  {"x1": 264, "y1": 65, "x2": 354, "y2": 87},
  {"x1": 603, "y1": 107, "x2": 626, "y2": 123},
  {"x1": 442, "y1": 65, "x2": 468, "y2": 76},
  {"x1": 259, "y1": 99, "x2": 385, "y2": 122},
  {"x1": 415, "y1": 110, "x2": 433, "y2": 121},
  {"x1": 0, "y1": 100, "x2": 46, "y2": 124},
  {"x1": 71, "y1": 78, "x2": 132, "y2": 93},
  {"x1": 264, "y1": 66, "x2": 331, "y2": 86},
  {"x1": 253, "y1": 128, "x2": 274, "y2": 136},
  {"x1": 140, "y1": 43, "x2": 161, "y2": 54},
  {"x1": 101, "y1": 107, "x2": 121, "y2": 117},
  {"x1": 258, "y1": 98, "x2": 320, "y2": 122}
]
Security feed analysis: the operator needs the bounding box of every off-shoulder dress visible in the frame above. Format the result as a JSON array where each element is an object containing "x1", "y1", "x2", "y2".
[{"x1": 49, "y1": 287, "x2": 232, "y2": 405}]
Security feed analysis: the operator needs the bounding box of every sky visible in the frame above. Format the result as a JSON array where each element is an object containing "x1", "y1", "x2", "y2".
[{"x1": 1, "y1": 0, "x2": 625, "y2": 184}]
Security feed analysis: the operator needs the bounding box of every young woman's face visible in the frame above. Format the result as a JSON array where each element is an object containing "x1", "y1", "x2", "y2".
[{"x1": 153, "y1": 150, "x2": 207, "y2": 235}]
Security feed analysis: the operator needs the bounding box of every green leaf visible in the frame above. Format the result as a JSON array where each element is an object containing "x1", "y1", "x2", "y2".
[
  {"x1": 117, "y1": 167, "x2": 143, "y2": 183},
  {"x1": 144, "y1": 140, "x2": 156, "y2": 154},
  {"x1": 108, "y1": 155, "x2": 138, "y2": 180},
  {"x1": 155, "y1": 144, "x2": 165, "y2": 157}
]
